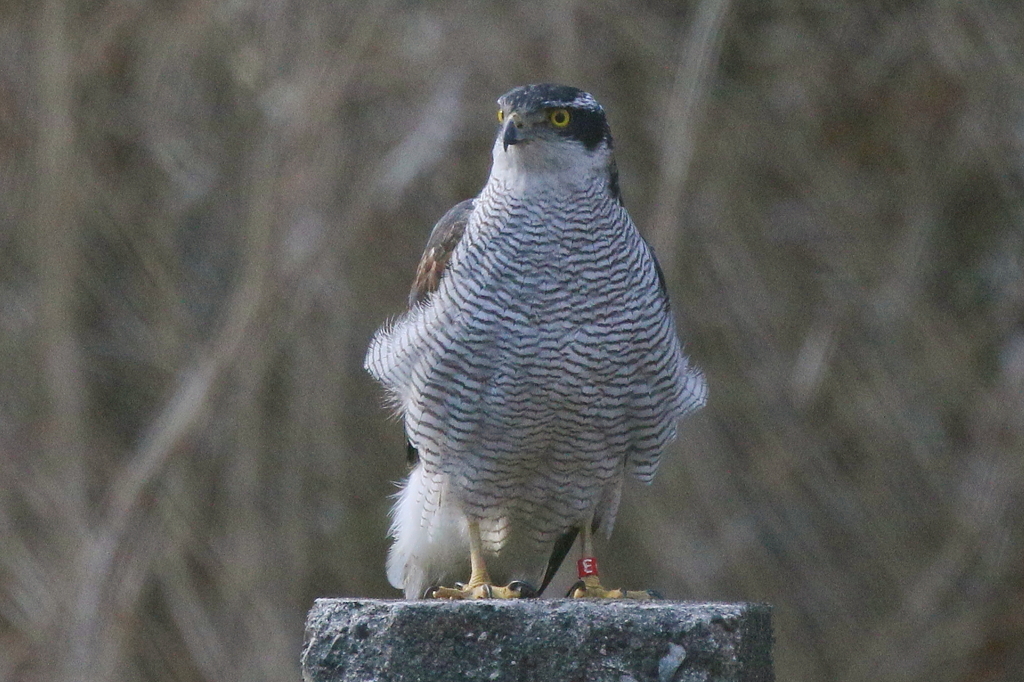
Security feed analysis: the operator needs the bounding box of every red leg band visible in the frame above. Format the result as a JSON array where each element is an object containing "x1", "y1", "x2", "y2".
[{"x1": 577, "y1": 557, "x2": 599, "y2": 578}]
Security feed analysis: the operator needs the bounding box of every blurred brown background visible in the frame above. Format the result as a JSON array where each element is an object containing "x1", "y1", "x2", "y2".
[{"x1": 3, "y1": 0, "x2": 1024, "y2": 680}]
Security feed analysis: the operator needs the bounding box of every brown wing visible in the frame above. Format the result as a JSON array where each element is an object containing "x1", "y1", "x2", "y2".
[{"x1": 408, "y1": 198, "x2": 474, "y2": 308}]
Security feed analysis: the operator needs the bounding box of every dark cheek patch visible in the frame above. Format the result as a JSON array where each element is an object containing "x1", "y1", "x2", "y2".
[
  {"x1": 565, "y1": 109, "x2": 611, "y2": 150},
  {"x1": 608, "y1": 161, "x2": 622, "y2": 204}
]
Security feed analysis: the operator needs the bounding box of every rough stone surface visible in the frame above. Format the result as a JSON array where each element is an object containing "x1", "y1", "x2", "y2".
[{"x1": 302, "y1": 599, "x2": 773, "y2": 682}]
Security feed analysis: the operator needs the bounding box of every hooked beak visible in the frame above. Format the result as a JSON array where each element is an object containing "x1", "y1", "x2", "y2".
[{"x1": 502, "y1": 113, "x2": 524, "y2": 152}]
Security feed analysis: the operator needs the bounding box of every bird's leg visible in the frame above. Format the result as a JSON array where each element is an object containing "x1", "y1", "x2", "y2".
[
  {"x1": 424, "y1": 520, "x2": 535, "y2": 599},
  {"x1": 567, "y1": 520, "x2": 660, "y2": 599},
  {"x1": 462, "y1": 519, "x2": 499, "y2": 593}
]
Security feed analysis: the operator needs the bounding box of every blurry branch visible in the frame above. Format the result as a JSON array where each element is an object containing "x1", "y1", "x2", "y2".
[
  {"x1": 157, "y1": 551, "x2": 232, "y2": 682},
  {"x1": 838, "y1": 533, "x2": 989, "y2": 682},
  {"x1": 0, "y1": 484, "x2": 51, "y2": 635},
  {"x1": 379, "y1": 72, "x2": 466, "y2": 201},
  {"x1": 99, "y1": 135, "x2": 276, "y2": 580},
  {"x1": 650, "y1": 0, "x2": 731, "y2": 282},
  {"x1": 131, "y1": 4, "x2": 407, "y2": 677},
  {"x1": 332, "y1": 0, "x2": 401, "y2": 102},
  {"x1": 35, "y1": 0, "x2": 85, "y2": 527},
  {"x1": 69, "y1": 120, "x2": 280, "y2": 682},
  {"x1": 34, "y1": 0, "x2": 89, "y2": 678}
]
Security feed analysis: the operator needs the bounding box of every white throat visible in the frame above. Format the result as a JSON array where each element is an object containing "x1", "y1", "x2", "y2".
[{"x1": 488, "y1": 137, "x2": 612, "y2": 197}]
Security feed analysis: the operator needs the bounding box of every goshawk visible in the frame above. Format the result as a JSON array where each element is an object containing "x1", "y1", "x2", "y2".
[{"x1": 365, "y1": 84, "x2": 706, "y2": 599}]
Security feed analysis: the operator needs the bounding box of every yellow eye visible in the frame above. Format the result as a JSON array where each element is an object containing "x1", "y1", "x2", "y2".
[
  {"x1": 497, "y1": 109, "x2": 504, "y2": 123},
  {"x1": 548, "y1": 108, "x2": 571, "y2": 127}
]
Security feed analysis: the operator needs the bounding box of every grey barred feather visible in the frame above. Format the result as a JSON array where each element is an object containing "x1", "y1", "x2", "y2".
[{"x1": 365, "y1": 84, "x2": 706, "y2": 597}]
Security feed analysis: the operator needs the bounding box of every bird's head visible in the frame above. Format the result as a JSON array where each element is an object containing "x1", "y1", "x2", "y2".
[{"x1": 490, "y1": 84, "x2": 618, "y2": 195}]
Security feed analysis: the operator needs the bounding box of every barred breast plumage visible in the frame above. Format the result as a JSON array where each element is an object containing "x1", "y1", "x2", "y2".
[{"x1": 365, "y1": 84, "x2": 706, "y2": 599}]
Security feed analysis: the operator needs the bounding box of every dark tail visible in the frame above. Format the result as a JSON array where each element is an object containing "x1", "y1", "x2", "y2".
[{"x1": 537, "y1": 526, "x2": 579, "y2": 596}]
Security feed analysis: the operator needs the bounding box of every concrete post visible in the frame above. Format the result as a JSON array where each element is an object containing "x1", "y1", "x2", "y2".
[{"x1": 302, "y1": 599, "x2": 773, "y2": 682}]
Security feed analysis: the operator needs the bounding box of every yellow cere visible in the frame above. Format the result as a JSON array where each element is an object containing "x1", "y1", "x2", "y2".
[
  {"x1": 548, "y1": 108, "x2": 571, "y2": 127},
  {"x1": 497, "y1": 109, "x2": 504, "y2": 123}
]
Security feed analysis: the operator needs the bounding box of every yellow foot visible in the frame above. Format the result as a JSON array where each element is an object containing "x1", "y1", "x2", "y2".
[
  {"x1": 567, "y1": 576, "x2": 662, "y2": 600},
  {"x1": 424, "y1": 580, "x2": 536, "y2": 600}
]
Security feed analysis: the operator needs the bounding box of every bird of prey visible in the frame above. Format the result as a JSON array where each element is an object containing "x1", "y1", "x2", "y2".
[{"x1": 365, "y1": 84, "x2": 706, "y2": 599}]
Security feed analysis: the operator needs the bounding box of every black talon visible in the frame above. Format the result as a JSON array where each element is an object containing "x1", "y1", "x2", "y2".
[
  {"x1": 645, "y1": 589, "x2": 664, "y2": 600},
  {"x1": 423, "y1": 586, "x2": 441, "y2": 599},
  {"x1": 507, "y1": 580, "x2": 537, "y2": 598},
  {"x1": 566, "y1": 580, "x2": 586, "y2": 598},
  {"x1": 481, "y1": 584, "x2": 493, "y2": 598}
]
